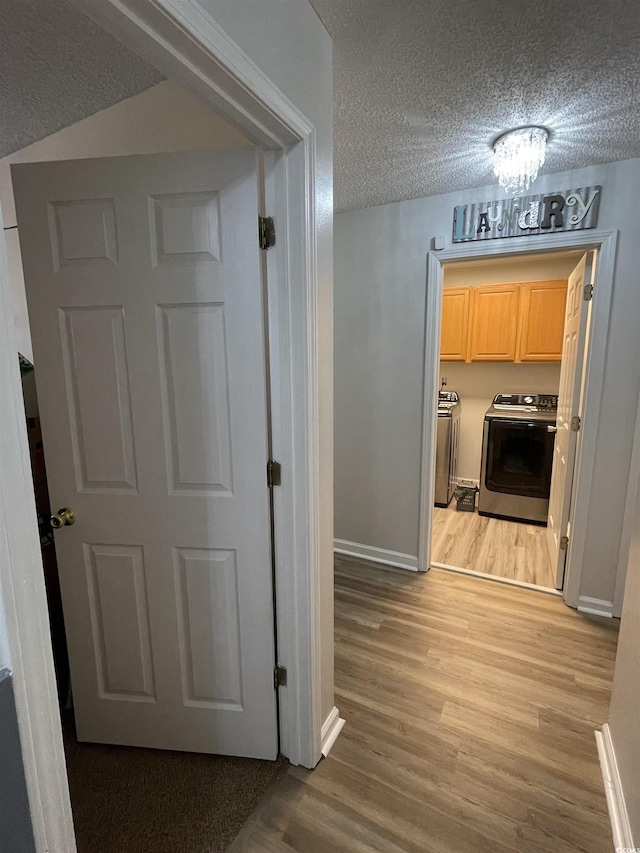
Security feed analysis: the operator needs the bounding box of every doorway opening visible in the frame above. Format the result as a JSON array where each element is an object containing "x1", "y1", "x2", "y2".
[
  {"x1": 419, "y1": 230, "x2": 617, "y2": 613},
  {"x1": 429, "y1": 249, "x2": 592, "y2": 593},
  {"x1": 20, "y1": 357, "x2": 71, "y2": 705}
]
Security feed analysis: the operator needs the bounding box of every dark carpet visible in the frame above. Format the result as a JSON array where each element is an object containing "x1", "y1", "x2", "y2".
[{"x1": 63, "y1": 714, "x2": 285, "y2": 852}]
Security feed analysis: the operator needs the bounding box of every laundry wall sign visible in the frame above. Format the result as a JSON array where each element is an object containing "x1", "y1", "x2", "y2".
[{"x1": 452, "y1": 186, "x2": 601, "y2": 243}]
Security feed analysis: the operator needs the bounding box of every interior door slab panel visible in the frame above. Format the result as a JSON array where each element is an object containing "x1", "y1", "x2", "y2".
[
  {"x1": 546, "y1": 252, "x2": 593, "y2": 590},
  {"x1": 12, "y1": 150, "x2": 278, "y2": 759}
]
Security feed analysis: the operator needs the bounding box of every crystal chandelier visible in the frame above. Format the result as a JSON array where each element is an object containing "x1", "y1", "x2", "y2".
[{"x1": 492, "y1": 126, "x2": 549, "y2": 195}]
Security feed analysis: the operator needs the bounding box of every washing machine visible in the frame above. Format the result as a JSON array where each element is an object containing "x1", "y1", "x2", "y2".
[
  {"x1": 478, "y1": 392, "x2": 558, "y2": 524},
  {"x1": 435, "y1": 390, "x2": 461, "y2": 507}
]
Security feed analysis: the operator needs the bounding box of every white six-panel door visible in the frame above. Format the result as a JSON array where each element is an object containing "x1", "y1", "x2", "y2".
[
  {"x1": 12, "y1": 150, "x2": 279, "y2": 758},
  {"x1": 546, "y1": 252, "x2": 593, "y2": 590}
]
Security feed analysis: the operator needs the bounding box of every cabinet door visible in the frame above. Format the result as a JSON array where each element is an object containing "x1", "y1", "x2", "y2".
[
  {"x1": 517, "y1": 280, "x2": 568, "y2": 361},
  {"x1": 468, "y1": 284, "x2": 520, "y2": 361},
  {"x1": 440, "y1": 287, "x2": 470, "y2": 361}
]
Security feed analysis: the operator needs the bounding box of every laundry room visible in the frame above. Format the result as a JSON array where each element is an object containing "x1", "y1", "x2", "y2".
[{"x1": 432, "y1": 250, "x2": 585, "y2": 590}]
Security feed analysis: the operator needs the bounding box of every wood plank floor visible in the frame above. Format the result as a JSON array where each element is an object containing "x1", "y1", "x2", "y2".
[
  {"x1": 231, "y1": 557, "x2": 618, "y2": 853},
  {"x1": 432, "y1": 505, "x2": 555, "y2": 588}
]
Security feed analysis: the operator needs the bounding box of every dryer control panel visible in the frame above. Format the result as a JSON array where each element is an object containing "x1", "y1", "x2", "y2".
[
  {"x1": 537, "y1": 394, "x2": 558, "y2": 412},
  {"x1": 492, "y1": 393, "x2": 557, "y2": 411}
]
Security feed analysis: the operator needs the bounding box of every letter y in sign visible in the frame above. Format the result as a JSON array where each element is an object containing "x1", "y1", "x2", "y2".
[{"x1": 565, "y1": 188, "x2": 600, "y2": 225}]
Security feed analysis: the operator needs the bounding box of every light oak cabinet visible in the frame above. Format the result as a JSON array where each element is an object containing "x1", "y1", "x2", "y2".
[
  {"x1": 468, "y1": 284, "x2": 520, "y2": 362},
  {"x1": 440, "y1": 287, "x2": 470, "y2": 361},
  {"x1": 439, "y1": 279, "x2": 568, "y2": 363},
  {"x1": 516, "y1": 280, "x2": 568, "y2": 362}
]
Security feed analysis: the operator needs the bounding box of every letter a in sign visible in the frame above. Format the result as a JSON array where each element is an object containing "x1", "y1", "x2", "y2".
[{"x1": 476, "y1": 212, "x2": 491, "y2": 234}]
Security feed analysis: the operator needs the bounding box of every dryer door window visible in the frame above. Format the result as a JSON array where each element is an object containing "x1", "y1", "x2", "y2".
[{"x1": 485, "y1": 419, "x2": 554, "y2": 499}]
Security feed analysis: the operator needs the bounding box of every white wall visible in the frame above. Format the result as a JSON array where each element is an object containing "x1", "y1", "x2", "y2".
[
  {"x1": 0, "y1": 80, "x2": 249, "y2": 361},
  {"x1": 195, "y1": 0, "x2": 336, "y2": 725},
  {"x1": 334, "y1": 158, "x2": 640, "y2": 614},
  {"x1": 607, "y1": 464, "x2": 640, "y2": 843},
  {"x1": 442, "y1": 252, "x2": 581, "y2": 288}
]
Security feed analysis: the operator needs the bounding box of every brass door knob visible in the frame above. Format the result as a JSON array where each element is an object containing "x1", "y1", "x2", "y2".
[{"x1": 50, "y1": 507, "x2": 76, "y2": 529}]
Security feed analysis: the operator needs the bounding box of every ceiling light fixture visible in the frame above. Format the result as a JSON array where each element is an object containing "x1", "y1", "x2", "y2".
[{"x1": 492, "y1": 126, "x2": 549, "y2": 196}]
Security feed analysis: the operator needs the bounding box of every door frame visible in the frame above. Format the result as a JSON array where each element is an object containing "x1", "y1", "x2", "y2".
[
  {"x1": 418, "y1": 230, "x2": 618, "y2": 611},
  {"x1": 0, "y1": 2, "x2": 326, "y2": 850}
]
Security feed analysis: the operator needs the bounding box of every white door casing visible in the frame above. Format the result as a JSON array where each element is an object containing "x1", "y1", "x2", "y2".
[
  {"x1": 546, "y1": 252, "x2": 593, "y2": 590},
  {"x1": 13, "y1": 149, "x2": 279, "y2": 758}
]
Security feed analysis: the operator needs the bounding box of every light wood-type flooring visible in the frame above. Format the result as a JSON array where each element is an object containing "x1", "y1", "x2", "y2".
[
  {"x1": 432, "y1": 505, "x2": 555, "y2": 589},
  {"x1": 230, "y1": 557, "x2": 618, "y2": 853}
]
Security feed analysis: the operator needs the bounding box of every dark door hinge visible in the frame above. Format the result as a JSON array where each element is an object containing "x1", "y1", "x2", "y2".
[
  {"x1": 560, "y1": 535, "x2": 569, "y2": 550},
  {"x1": 583, "y1": 282, "x2": 594, "y2": 301},
  {"x1": 259, "y1": 215, "x2": 276, "y2": 250},
  {"x1": 571, "y1": 415, "x2": 581, "y2": 432},
  {"x1": 274, "y1": 664, "x2": 287, "y2": 689},
  {"x1": 267, "y1": 459, "x2": 281, "y2": 488}
]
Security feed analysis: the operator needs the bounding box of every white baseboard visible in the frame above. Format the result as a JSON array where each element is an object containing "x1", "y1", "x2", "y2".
[
  {"x1": 334, "y1": 539, "x2": 418, "y2": 571},
  {"x1": 595, "y1": 724, "x2": 634, "y2": 849},
  {"x1": 320, "y1": 706, "x2": 345, "y2": 758},
  {"x1": 578, "y1": 595, "x2": 615, "y2": 618}
]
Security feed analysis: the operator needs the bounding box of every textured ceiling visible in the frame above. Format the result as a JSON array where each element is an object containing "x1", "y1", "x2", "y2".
[
  {"x1": 2, "y1": 0, "x2": 638, "y2": 210},
  {"x1": 310, "y1": 0, "x2": 640, "y2": 211},
  {"x1": 0, "y1": 0, "x2": 164, "y2": 158}
]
